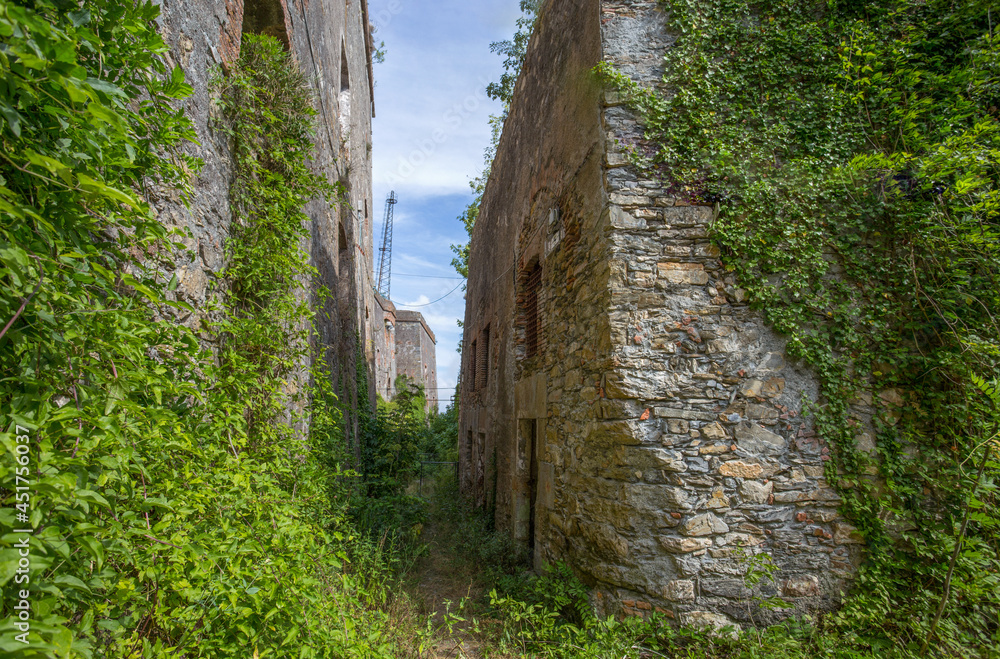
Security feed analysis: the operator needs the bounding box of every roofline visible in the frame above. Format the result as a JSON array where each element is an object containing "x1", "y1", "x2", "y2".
[
  {"x1": 396, "y1": 312, "x2": 436, "y2": 344},
  {"x1": 361, "y1": 0, "x2": 375, "y2": 117}
]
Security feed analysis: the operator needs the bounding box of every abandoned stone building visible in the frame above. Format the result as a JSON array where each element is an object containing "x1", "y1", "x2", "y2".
[
  {"x1": 156, "y1": 0, "x2": 380, "y2": 435},
  {"x1": 373, "y1": 292, "x2": 399, "y2": 401},
  {"x1": 395, "y1": 310, "x2": 440, "y2": 412},
  {"x1": 459, "y1": 0, "x2": 863, "y2": 628},
  {"x1": 372, "y1": 296, "x2": 440, "y2": 411}
]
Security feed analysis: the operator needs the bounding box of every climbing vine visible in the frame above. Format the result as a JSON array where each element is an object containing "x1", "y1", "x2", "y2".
[
  {"x1": 600, "y1": 0, "x2": 999, "y2": 653},
  {"x1": 0, "y1": 4, "x2": 390, "y2": 654}
]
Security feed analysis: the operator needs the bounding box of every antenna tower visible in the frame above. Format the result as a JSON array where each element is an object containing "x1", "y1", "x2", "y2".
[{"x1": 377, "y1": 191, "x2": 397, "y2": 299}]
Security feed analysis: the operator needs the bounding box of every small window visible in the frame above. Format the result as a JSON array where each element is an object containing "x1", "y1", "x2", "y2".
[
  {"x1": 469, "y1": 339, "x2": 477, "y2": 390},
  {"x1": 340, "y1": 43, "x2": 350, "y2": 91},
  {"x1": 476, "y1": 324, "x2": 490, "y2": 390},
  {"x1": 242, "y1": 0, "x2": 290, "y2": 50},
  {"x1": 522, "y1": 263, "x2": 542, "y2": 359}
]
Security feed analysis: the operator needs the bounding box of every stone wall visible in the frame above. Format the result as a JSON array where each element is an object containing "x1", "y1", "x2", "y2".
[
  {"x1": 373, "y1": 292, "x2": 397, "y2": 401},
  {"x1": 154, "y1": 0, "x2": 378, "y2": 441},
  {"x1": 461, "y1": 0, "x2": 864, "y2": 629},
  {"x1": 461, "y1": 0, "x2": 606, "y2": 557},
  {"x1": 395, "y1": 310, "x2": 439, "y2": 412}
]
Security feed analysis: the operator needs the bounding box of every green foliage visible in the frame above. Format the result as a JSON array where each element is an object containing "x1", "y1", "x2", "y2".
[
  {"x1": 484, "y1": 563, "x2": 831, "y2": 659},
  {"x1": 0, "y1": 11, "x2": 394, "y2": 655},
  {"x1": 423, "y1": 397, "x2": 459, "y2": 461},
  {"x1": 485, "y1": 0, "x2": 540, "y2": 106},
  {"x1": 358, "y1": 374, "x2": 426, "y2": 499},
  {"x1": 599, "y1": 0, "x2": 1000, "y2": 654},
  {"x1": 451, "y1": 0, "x2": 538, "y2": 289}
]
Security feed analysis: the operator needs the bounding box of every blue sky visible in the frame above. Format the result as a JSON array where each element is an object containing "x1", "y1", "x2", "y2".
[{"x1": 368, "y1": 0, "x2": 522, "y2": 404}]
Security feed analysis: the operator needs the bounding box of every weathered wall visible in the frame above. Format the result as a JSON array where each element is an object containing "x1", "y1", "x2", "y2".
[
  {"x1": 155, "y1": 0, "x2": 377, "y2": 440},
  {"x1": 461, "y1": 0, "x2": 864, "y2": 629},
  {"x1": 460, "y1": 0, "x2": 607, "y2": 554},
  {"x1": 395, "y1": 310, "x2": 439, "y2": 412},
  {"x1": 373, "y1": 292, "x2": 397, "y2": 401}
]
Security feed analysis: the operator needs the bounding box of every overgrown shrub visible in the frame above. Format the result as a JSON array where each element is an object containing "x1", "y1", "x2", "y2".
[{"x1": 0, "y1": 10, "x2": 393, "y2": 655}]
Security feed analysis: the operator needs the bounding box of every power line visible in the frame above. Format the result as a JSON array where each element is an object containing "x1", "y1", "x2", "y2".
[
  {"x1": 394, "y1": 273, "x2": 466, "y2": 280},
  {"x1": 395, "y1": 280, "x2": 465, "y2": 308}
]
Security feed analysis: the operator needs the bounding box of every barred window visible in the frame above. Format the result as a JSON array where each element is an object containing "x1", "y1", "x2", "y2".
[
  {"x1": 522, "y1": 263, "x2": 542, "y2": 359},
  {"x1": 476, "y1": 324, "x2": 490, "y2": 390},
  {"x1": 469, "y1": 339, "x2": 477, "y2": 390}
]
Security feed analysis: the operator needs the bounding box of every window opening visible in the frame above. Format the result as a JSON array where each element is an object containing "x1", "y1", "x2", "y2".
[
  {"x1": 469, "y1": 339, "x2": 477, "y2": 391},
  {"x1": 340, "y1": 43, "x2": 350, "y2": 91},
  {"x1": 242, "y1": 0, "x2": 290, "y2": 50},
  {"x1": 523, "y1": 263, "x2": 542, "y2": 359},
  {"x1": 476, "y1": 324, "x2": 490, "y2": 390}
]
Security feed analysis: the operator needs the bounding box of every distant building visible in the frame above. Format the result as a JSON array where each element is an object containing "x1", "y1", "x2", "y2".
[
  {"x1": 371, "y1": 302, "x2": 439, "y2": 411},
  {"x1": 372, "y1": 292, "x2": 397, "y2": 401},
  {"x1": 395, "y1": 310, "x2": 438, "y2": 412}
]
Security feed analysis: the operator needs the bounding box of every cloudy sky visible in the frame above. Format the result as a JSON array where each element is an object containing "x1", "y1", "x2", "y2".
[{"x1": 368, "y1": 0, "x2": 522, "y2": 407}]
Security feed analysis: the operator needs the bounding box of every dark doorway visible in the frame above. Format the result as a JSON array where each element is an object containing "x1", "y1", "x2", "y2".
[{"x1": 526, "y1": 419, "x2": 538, "y2": 550}]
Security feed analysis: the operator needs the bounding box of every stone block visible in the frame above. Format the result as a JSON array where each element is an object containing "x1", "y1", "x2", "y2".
[
  {"x1": 700, "y1": 578, "x2": 749, "y2": 599},
  {"x1": 660, "y1": 536, "x2": 713, "y2": 553},
  {"x1": 664, "y1": 579, "x2": 695, "y2": 601},
  {"x1": 651, "y1": 448, "x2": 687, "y2": 472},
  {"x1": 667, "y1": 418, "x2": 690, "y2": 434},
  {"x1": 757, "y1": 352, "x2": 785, "y2": 371},
  {"x1": 609, "y1": 205, "x2": 647, "y2": 229},
  {"x1": 701, "y1": 421, "x2": 729, "y2": 440},
  {"x1": 655, "y1": 407, "x2": 716, "y2": 421},
  {"x1": 657, "y1": 262, "x2": 710, "y2": 285},
  {"x1": 681, "y1": 513, "x2": 730, "y2": 536},
  {"x1": 734, "y1": 422, "x2": 786, "y2": 455},
  {"x1": 782, "y1": 575, "x2": 820, "y2": 597},
  {"x1": 718, "y1": 460, "x2": 763, "y2": 479},
  {"x1": 679, "y1": 611, "x2": 740, "y2": 632},
  {"x1": 704, "y1": 488, "x2": 730, "y2": 509},
  {"x1": 762, "y1": 377, "x2": 785, "y2": 397},
  {"x1": 739, "y1": 480, "x2": 773, "y2": 504}
]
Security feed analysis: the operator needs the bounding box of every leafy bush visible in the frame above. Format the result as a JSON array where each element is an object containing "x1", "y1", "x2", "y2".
[{"x1": 0, "y1": 10, "x2": 393, "y2": 656}]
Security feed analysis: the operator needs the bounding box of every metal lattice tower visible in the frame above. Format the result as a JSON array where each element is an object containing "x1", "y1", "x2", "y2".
[{"x1": 376, "y1": 191, "x2": 397, "y2": 299}]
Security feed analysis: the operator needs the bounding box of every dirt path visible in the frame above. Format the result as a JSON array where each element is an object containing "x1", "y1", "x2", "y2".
[{"x1": 401, "y1": 479, "x2": 489, "y2": 658}]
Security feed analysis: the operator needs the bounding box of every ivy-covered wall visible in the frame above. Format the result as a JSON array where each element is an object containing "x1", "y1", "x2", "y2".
[
  {"x1": 155, "y1": 0, "x2": 378, "y2": 438},
  {"x1": 464, "y1": 0, "x2": 999, "y2": 648},
  {"x1": 0, "y1": 0, "x2": 386, "y2": 654}
]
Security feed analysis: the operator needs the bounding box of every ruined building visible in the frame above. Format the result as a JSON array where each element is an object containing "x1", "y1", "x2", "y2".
[
  {"x1": 395, "y1": 310, "x2": 439, "y2": 412},
  {"x1": 459, "y1": 0, "x2": 862, "y2": 627},
  {"x1": 372, "y1": 296, "x2": 440, "y2": 411},
  {"x1": 157, "y1": 0, "x2": 379, "y2": 435}
]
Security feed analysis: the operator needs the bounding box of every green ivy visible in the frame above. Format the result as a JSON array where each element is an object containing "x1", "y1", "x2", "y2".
[
  {"x1": 0, "y1": 5, "x2": 393, "y2": 655},
  {"x1": 600, "y1": 0, "x2": 999, "y2": 654}
]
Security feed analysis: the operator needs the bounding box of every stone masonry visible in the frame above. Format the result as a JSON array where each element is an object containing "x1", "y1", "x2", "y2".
[
  {"x1": 373, "y1": 292, "x2": 398, "y2": 401},
  {"x1": 371, "y1": 297, "x2": 441, "y2": 412},
  {"x1": 395, "y1": 310, "x2": 439, "y2": 412},
  {"x1": 154, "y1": 0, "x2": 380, "y2": 441},
  {"x1": 460, "y1": 0, "x2": 863, "y2": 629}
]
